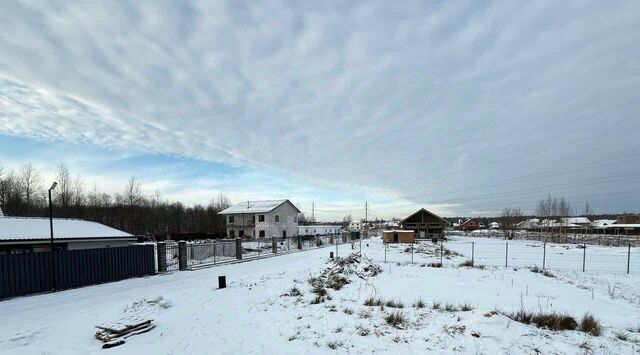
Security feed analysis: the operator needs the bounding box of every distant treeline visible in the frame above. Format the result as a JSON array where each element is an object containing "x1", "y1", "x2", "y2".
[{"x1": 0, "y1": 162, "x2": 230, "y2": 236}]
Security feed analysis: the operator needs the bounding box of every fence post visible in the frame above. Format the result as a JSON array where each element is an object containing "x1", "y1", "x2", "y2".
[
  {"x1": 384, "y1": 241, "x2": 387, "y2": 263},
  {"x1": 297, "y1": 235, "x2": 302, "y2": 250},
  {"x1": 157, "y1": 242, "x2": 167, "y2": 272},
  {"x1": 272, "y1": 236, "x2": 277, "y2": 254},
  {"x1": 178, "y1": 241, "x2": 188, "y2": 271},
  {"x1": 505, "y1": 241, "x2": 508, "y2": 268},
  {"x1": 316, "y1": 235, "x2": 320, "y2": 247},
  {"x1": 440, "y1": 240, "x2": 443, "y2": 265},
  {"x1": 471, "y1": 242, "x2": 474, "y2": 266},
  {"x1": 213, "y1": 241, "x2": 217, "y2": 264},
  {"x1": 235, "y1": 238, "x2": 242, "y2": 260},
  {"x1": 627, "y1": 243, "x2": 631, "y2": 274},
  {"x1": 542, "y1": 241, "x2": 546, "y2": 269},
  {"x1": 582, "y1": 241, "x2": 586, "y2": 272},
  {"x1": 411, "y1": 242, "x2": 414, "y2": 264}
]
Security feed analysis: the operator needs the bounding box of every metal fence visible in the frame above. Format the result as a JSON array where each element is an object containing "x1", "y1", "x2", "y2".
[
  {"x1": 159, "y1": 234, "x2": 363, "y2": 271},
  {"x1": 0, "y1": 245, "x2": 156, "y2": 299},
  {"x1": 383, "y1": 237, "x2": 637, "y2": 274}
]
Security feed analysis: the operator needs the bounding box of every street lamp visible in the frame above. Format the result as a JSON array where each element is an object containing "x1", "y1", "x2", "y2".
[{"x1": 49, "y1": 182, "x2": 57, "y2": 291}]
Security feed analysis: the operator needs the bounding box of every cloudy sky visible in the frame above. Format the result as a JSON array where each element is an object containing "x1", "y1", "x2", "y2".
[{"x1": 1, "y1": 1, "x2": 639, "y2": 220}]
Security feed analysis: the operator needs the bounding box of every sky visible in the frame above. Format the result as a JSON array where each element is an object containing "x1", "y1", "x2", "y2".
[{"x1": 1, "y1": 1, "x2": 639, "y2": 221}]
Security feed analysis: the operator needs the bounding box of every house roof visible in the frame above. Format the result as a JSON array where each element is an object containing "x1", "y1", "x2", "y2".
[
  {"x1": 218, "y1": 199, "x2": 300, "y2": 215},
  {"x1": 400, "y1": 208, "x2": 449, "y2": 225},
  {"x1": 591, "y1": 219, "x2": 617, "y2": 228},
  {"x1": 0, "y1": 216, "x2": 133, "y2": 241},
  {"x1": 561, "y1": 217, "x2": 591, "y2": 224},
  {"x1": 461, "y1": 218, "x2": 476, "y2": 226}
]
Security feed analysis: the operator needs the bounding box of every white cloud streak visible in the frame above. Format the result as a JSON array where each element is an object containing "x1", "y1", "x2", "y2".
[{"x1": 1, "y1": 1, "x2": 639, "y2": 216}]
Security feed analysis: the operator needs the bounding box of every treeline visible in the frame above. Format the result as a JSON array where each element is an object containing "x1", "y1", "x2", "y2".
[{"x1": 0, "y1": 162, "x2": 231, "y2": 236}]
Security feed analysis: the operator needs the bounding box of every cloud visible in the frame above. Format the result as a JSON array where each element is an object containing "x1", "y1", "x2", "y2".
[{"x1": 1, "y1": 1, "x2": 639, "y2": 216}]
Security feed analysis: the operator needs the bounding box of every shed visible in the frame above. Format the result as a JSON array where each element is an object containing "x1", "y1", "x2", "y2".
[{"x1": 382, "y1": 230, "x2": 416, "y2": 243}]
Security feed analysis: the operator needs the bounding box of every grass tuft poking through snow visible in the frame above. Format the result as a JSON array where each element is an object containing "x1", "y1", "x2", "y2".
[
  {"x1": 579, "y1": 313, "x2": 602, "y2": 336},
  {"x1": 385, "y1": 311, "x2": 407, "y2": 328},
  {"x1": 426, "y1": 262, "x2": 443, "y2": 268},
  {"x1": 413, "y1": 299, "x2": 426, "y2": 308},
  {"x1": 504, "y1": 309, "x2": 579, "y2": 332},
  {"x1": 529, "y1": 266, "x2": 555, "y2": 278},
  {"x1": 384, "y1": 300, "x2": 404, "y2": 309}
]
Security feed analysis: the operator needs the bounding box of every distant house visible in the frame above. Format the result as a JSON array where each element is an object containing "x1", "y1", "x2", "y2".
[
  {"x1": 617, "y1": 214, "x2": 640, "y2": 225},
  {"x1": 348, "y1": 221, "x2": 362, "y2": 232},
  {"x1": 591, "y1": 219, "x2": 617, "y2": 228},
  {"x1": 400, "y1": 208, "x2": 448, "y2": 239},
  {"x1": 560, "y1": 217, "x2": 591, "y2": 227},
  {"x1": 218, "y1": 199, "x2": 300, "y2": 239},
  {"x1": 299, "y1": 225, "x2": 341, "y2": 236},
  {"x1": 489, "y1": 222, "x2": 500, "y2": 229},
  {"x1": 516, "y1": 218, "x2": 540, "y2": 229},
  {"x1": 0, "y1": 216, "x2": 135, "y2": 254},
  {"x1": 459, "y1": 219, "x2": 479, "y2": 232}
]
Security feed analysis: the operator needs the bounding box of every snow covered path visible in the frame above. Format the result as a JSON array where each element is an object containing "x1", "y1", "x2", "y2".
[{"x1": 1, "y1": 238, "x2": 639, "y2": 354}]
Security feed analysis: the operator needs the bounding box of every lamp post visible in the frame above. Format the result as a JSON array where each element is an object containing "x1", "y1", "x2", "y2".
[{"x1": 49, "y1": 182, "x2": 57, "y2": 291}]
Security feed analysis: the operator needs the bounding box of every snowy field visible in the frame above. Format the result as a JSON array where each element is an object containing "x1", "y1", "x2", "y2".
[{"x1": 1, "y1": 237, "x2": 639, "y2": 354}]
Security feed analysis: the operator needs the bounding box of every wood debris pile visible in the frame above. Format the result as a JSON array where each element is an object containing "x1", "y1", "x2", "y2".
[{"x1": 95, "y1": 318, "x2": 155, "y2": 349}]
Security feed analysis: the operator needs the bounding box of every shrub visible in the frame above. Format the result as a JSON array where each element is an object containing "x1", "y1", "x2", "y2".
[
  {"x1": 427, "y1": 262, "x2": 443, "y2": 268},
  {"x1": 313, "y1": 285, "x2": 328, "y2": 297},
  {"x1": 385, "y1": 311, "x2": 407, "y2": 328},
  {"x1": 327, "y1": 275, "x2": 349, "y2": 290},
  {"x1": 343, "y1": 308, "x2": 353, "y2": 315},
  {"x1": 310, "y1": 295, "x2": 325, "y2": 304},
  {"x1": 413, "y1": 299, "x2": 426, "y2": 308},
  {"x1": 579, "y1": 313, "x2": 602, "y2": 336},
  {"x1": 432, "y1": 301, "x2": 442, "y2": 310}
]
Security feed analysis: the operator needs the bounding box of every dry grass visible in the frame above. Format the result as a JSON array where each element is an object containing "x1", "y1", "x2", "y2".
[
  {"x1": 364, "y1": 297, "x2": 384, "y2": 307},
  {"x1": 504, "y1": 310, "x2": 578, "y2": 331},
  {"x1": 385, "y1": 300, "x2": 404, "y2": 309},
  {"x1": 385, "y1": 311, "x2": 407, "y2": 328},
  {"x1": 413, "y1": 299, "x2": 426, "y2": 308},
  {"x1": 579, "y1": 313, "x2": 602, "y2": 336},
  {"x1": 530, "y1": 266, "x2": 555, "y2": 278},
  {"x1": 427, "y1": 262, "x2": 443, "y2": 268}
]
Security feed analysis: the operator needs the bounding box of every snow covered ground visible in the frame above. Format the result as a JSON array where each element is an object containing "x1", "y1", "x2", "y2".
[{"x1": 1, "y1": 236, "x2": 639, "y2": 354}]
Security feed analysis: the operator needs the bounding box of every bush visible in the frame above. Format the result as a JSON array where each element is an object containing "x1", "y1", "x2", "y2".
[
  {"x1": 427, "y1": 262, "x2": 443, "y2": 268},
  {"x1": 432, "y1": 301, "x2": 442, "y2": 310},
  {"x1": 343, "y1": 308, "x2": 354, "y2": 315},
  {"x1": 385, "y1": 311, "x2": 407, "y2": 328},
  {"x1": 286, "y1": 287, "x2": 301, "y2": 297},
  {"x1": 579, "y1": 313, "x2": 602, "y2": 336}
]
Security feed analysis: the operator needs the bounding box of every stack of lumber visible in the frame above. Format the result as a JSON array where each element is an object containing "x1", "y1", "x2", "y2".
[{"x1": 95, "y1": 318, "x2": 155, "y2": 348}]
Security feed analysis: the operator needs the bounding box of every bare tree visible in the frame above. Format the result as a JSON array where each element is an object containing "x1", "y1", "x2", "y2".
[
  {"x1": 56, "y1": 163, "x2": 73, "y2": 208},
  {"x1": 500, "y1": 207, "x2": 522, "y2": 240},
  {"x1": 124, "y1": 176, "x2": 142, "y2": 207},
  {"x1": 19, "y1": 163, "x2": 41, "y2": 213},
  {"x1": 583, "y1": 201, "x2": 593, "y2": 217}
]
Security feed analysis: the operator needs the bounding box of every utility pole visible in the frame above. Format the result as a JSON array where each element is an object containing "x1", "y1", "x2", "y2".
[{"x1": 311, "y1": 201, "x2": 315, "y2": 223}]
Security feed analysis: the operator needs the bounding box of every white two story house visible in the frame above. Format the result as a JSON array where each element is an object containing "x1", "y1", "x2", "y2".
[{"x1": 219, "y1": 200, "x2": 300, "y2": 239}]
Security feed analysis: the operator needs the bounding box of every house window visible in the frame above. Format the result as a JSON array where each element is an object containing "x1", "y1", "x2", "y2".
[
  {"x1": 258, "y1": 215, "x2": 265, "y2": 222},
  {"x1": 229, "y1": 216, "x2": 234, "y2": 224},
  {"x1": 259, "y1": 230, "x2": 265, "y2": 238},
  {"x1": 275, "y1": 215, "x2": 280, "y2": 222}
]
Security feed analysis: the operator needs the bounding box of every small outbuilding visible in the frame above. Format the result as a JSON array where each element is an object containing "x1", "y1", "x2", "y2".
[{"x1": 382, "y1": 230, "x2": 415, "y2": 244}]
